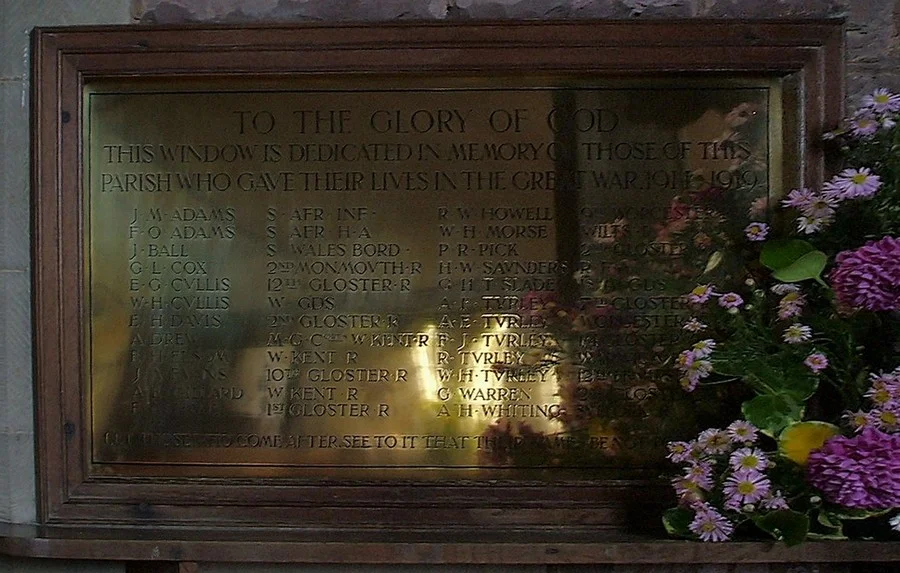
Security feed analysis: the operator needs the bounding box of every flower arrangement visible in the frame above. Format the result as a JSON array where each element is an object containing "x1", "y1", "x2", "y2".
[{"x1": 663, "y1": 89, "x2": 900, "y2": 544}]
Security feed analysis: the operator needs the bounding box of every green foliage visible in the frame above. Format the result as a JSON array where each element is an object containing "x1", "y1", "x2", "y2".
[
  {"x1": 662, "y1": 507, "x2": 694, "y2": 538},
  {"x1": 760, "y1": 239, "x2": 827, "y2": 284},
  {"x1": 760, "y1": 239, "x2": 815, "y2": 270},
  {"x1": 752, "y1": 510, "x2": 811, "y2": 546},
  {"x1": 741, "y1": 394, "x2": 803, "y2": 437},
  {"x1": 772, "y1": 251, "x2": 828, "y2": 285}
]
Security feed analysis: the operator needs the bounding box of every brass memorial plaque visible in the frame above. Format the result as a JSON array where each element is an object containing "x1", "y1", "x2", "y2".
[{"x1": 87, "y1": 77, "x2": 780, "y2": 476}]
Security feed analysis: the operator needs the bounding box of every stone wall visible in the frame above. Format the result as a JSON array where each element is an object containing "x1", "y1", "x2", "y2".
[
  {"x1": 2, "y1": 1, "x2": 131, "y2": 571},
  {"x1": 133, "y1": 0, "x2": 900, "y2": 104},
  {"x1": 3, "y1": 1, "x2": 900, "y2": 571}
]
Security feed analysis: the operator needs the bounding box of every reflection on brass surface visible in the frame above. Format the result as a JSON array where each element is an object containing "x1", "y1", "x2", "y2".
[{"x1": 86, "y1": 77, "x2": 780, "y2": 476}]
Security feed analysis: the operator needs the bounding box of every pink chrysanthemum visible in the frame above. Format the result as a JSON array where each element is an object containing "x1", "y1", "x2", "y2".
[
  {"x1": 807, "y1": 428, "x2": 900, "y2": 509},
  {"x1": 830, "y1": 237, "x2": 900, "y2": 312}
]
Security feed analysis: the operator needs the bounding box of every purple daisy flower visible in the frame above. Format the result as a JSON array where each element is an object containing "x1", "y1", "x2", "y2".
[
  {"x1": 800, "y1": 193, "x2": 838, "y2": 219},
  {"x1": 718, "y1": 292, "x2": 744, "y2": 310},
  {"x1": 870, "y1": 409, "x2": 900, "y2": 432},
  {"x1": 689, "y1": 505, "x2": 734, "y2": 542},
  {"x1": 682, "y1": 317, "x2": 707, "y2": 332},
  {"x1": 723, "y1": 468, "x2": 772, "y2": 506},
  {"x1": 862, "y1": 88, "x2": 900, "y2": 114},
  {"x1": 796, "y1": 214, "x2": 831, "y2": 235},
  {"x1": 672, "y1": 476, "x2": 703, "y2": 504},
  {"x1": 726, "y1": 420, "x2": 758, "y2": 444},
  {"x1": 843, "y1": 409, "x2": 875, "y2": 433},
  {"x1": 777, "y1": 292, "x2": 805, "y2": 320},
  {"x1": 781, "y1": 188, "x2": 816, "y2": 210},
  {"x1": 807, "y1": 428, "x2": 900, "y2": 509},
  {"x1": 850, "y1": 113, "x2": 880, "y2": 138},
  {"x1": 890, "y1": 514, "x2": 900, "y2": 533},
  {"x1": 830, "y1": 237, "x2": 900, "y2": 312},
  {"x1": 761, "y1": 492, "x2": 790, "y2": 511},
  {"x1": 684, "y1": 462, "x2": 715, "y2": 491},
  {"x1": 744, "y1": 222, "x2": 769, "y2": 242},
  {"x1": 865, "y1": 382, "x2": 896, "y2": 408},
  {"x1": 691, "y1": 339, "x2": 716, "y2": 358},
  {"x1": 828, "y1": 167, "x2": 882, "y2": 200},
  {"x1": 770, "y1": 283, "x2": 800, "y2": 295},
  {"x1": 676, "y1": 349, "x2": 697, "y2": 370},
  {"x1": 666, "y1": 441, "x2": 693, "y2": 464},
  {"x1": 687, "y1": 284, "x2": 716, "y2": 304},
  {"x1": 697, "y1": 428, "x2": 732, "y2": 455},
  {"x1": 680, "y1": 376, "x2": 699, "y2": 392},
  {"x1": 783, "y1": 323, "x2": 813, "y2": 344},
  {"x1": 804, "y1": 352, "x2": 829, "y2": 374},
  {"x1": 729, "y1": 447, "x2": 769, "y2": 471}
]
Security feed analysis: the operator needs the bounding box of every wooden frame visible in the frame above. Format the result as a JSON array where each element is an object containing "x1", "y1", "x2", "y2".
[{"x1": 31, "y1": 20, "x2": 843, "y2": 549}]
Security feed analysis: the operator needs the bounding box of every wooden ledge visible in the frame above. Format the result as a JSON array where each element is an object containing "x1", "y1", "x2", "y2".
[{"x1": 1, "y1": 524, "x2": 898, "y2": 564}]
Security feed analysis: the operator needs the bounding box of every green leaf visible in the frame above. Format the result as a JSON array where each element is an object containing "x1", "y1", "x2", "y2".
[
  {"x1": 807, "y1": 531, "x2": 848, "y2": 540},
  {"x1": 828, "y1": 507, "x2": 893, "y2": 520},
  {"x1": 771, "y1": 250, "x2": 828, "y2": 284},
  {"x1": 662, "y1": 507, "x2": 694, "y2": 538},
  {"x1": 816, "y1": 510, "x2": 843, "y2": 530},
  {"x1": 780, "y1": 375, "x2": 819, "y2": 401},
  {"x1": 753, "y1": 510, "x2": 810, "y2": 546},
  {"x1": 703, "y1": 250, "x2": 724, "y2": 275},
  {"x1": 760, "y1": 239, "x2": 815, "y2": 270},
  {"x1": 741, "y1": 394, "x2": 803, "y2": 437}
]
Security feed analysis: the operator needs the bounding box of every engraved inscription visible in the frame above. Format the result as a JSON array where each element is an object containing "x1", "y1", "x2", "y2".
[{"x1": 88, "y1": 79, "x2": 775, "y2": 473}]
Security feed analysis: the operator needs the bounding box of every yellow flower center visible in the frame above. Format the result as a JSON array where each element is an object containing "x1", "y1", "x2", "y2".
[
  {"x1": 740, "y1": 456, "x2": 759, "y2": 468},
  {"x1": 875, "y1": 94, "x2": 890, "y2": 104},
  {"x1": 851, "y1": 173, "x2": 868, "y2": 184},
  {"x1": 873, "y1": 389, "x2": 891, "y2": 404},
  {"x1": 738, "y1": 482, "x2": 757, "y2": 495}
]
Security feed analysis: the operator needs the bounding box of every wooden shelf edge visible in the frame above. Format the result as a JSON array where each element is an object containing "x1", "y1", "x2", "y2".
[{"x1": 1, "y1": 524, "x2": 899, "y2": 564}]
